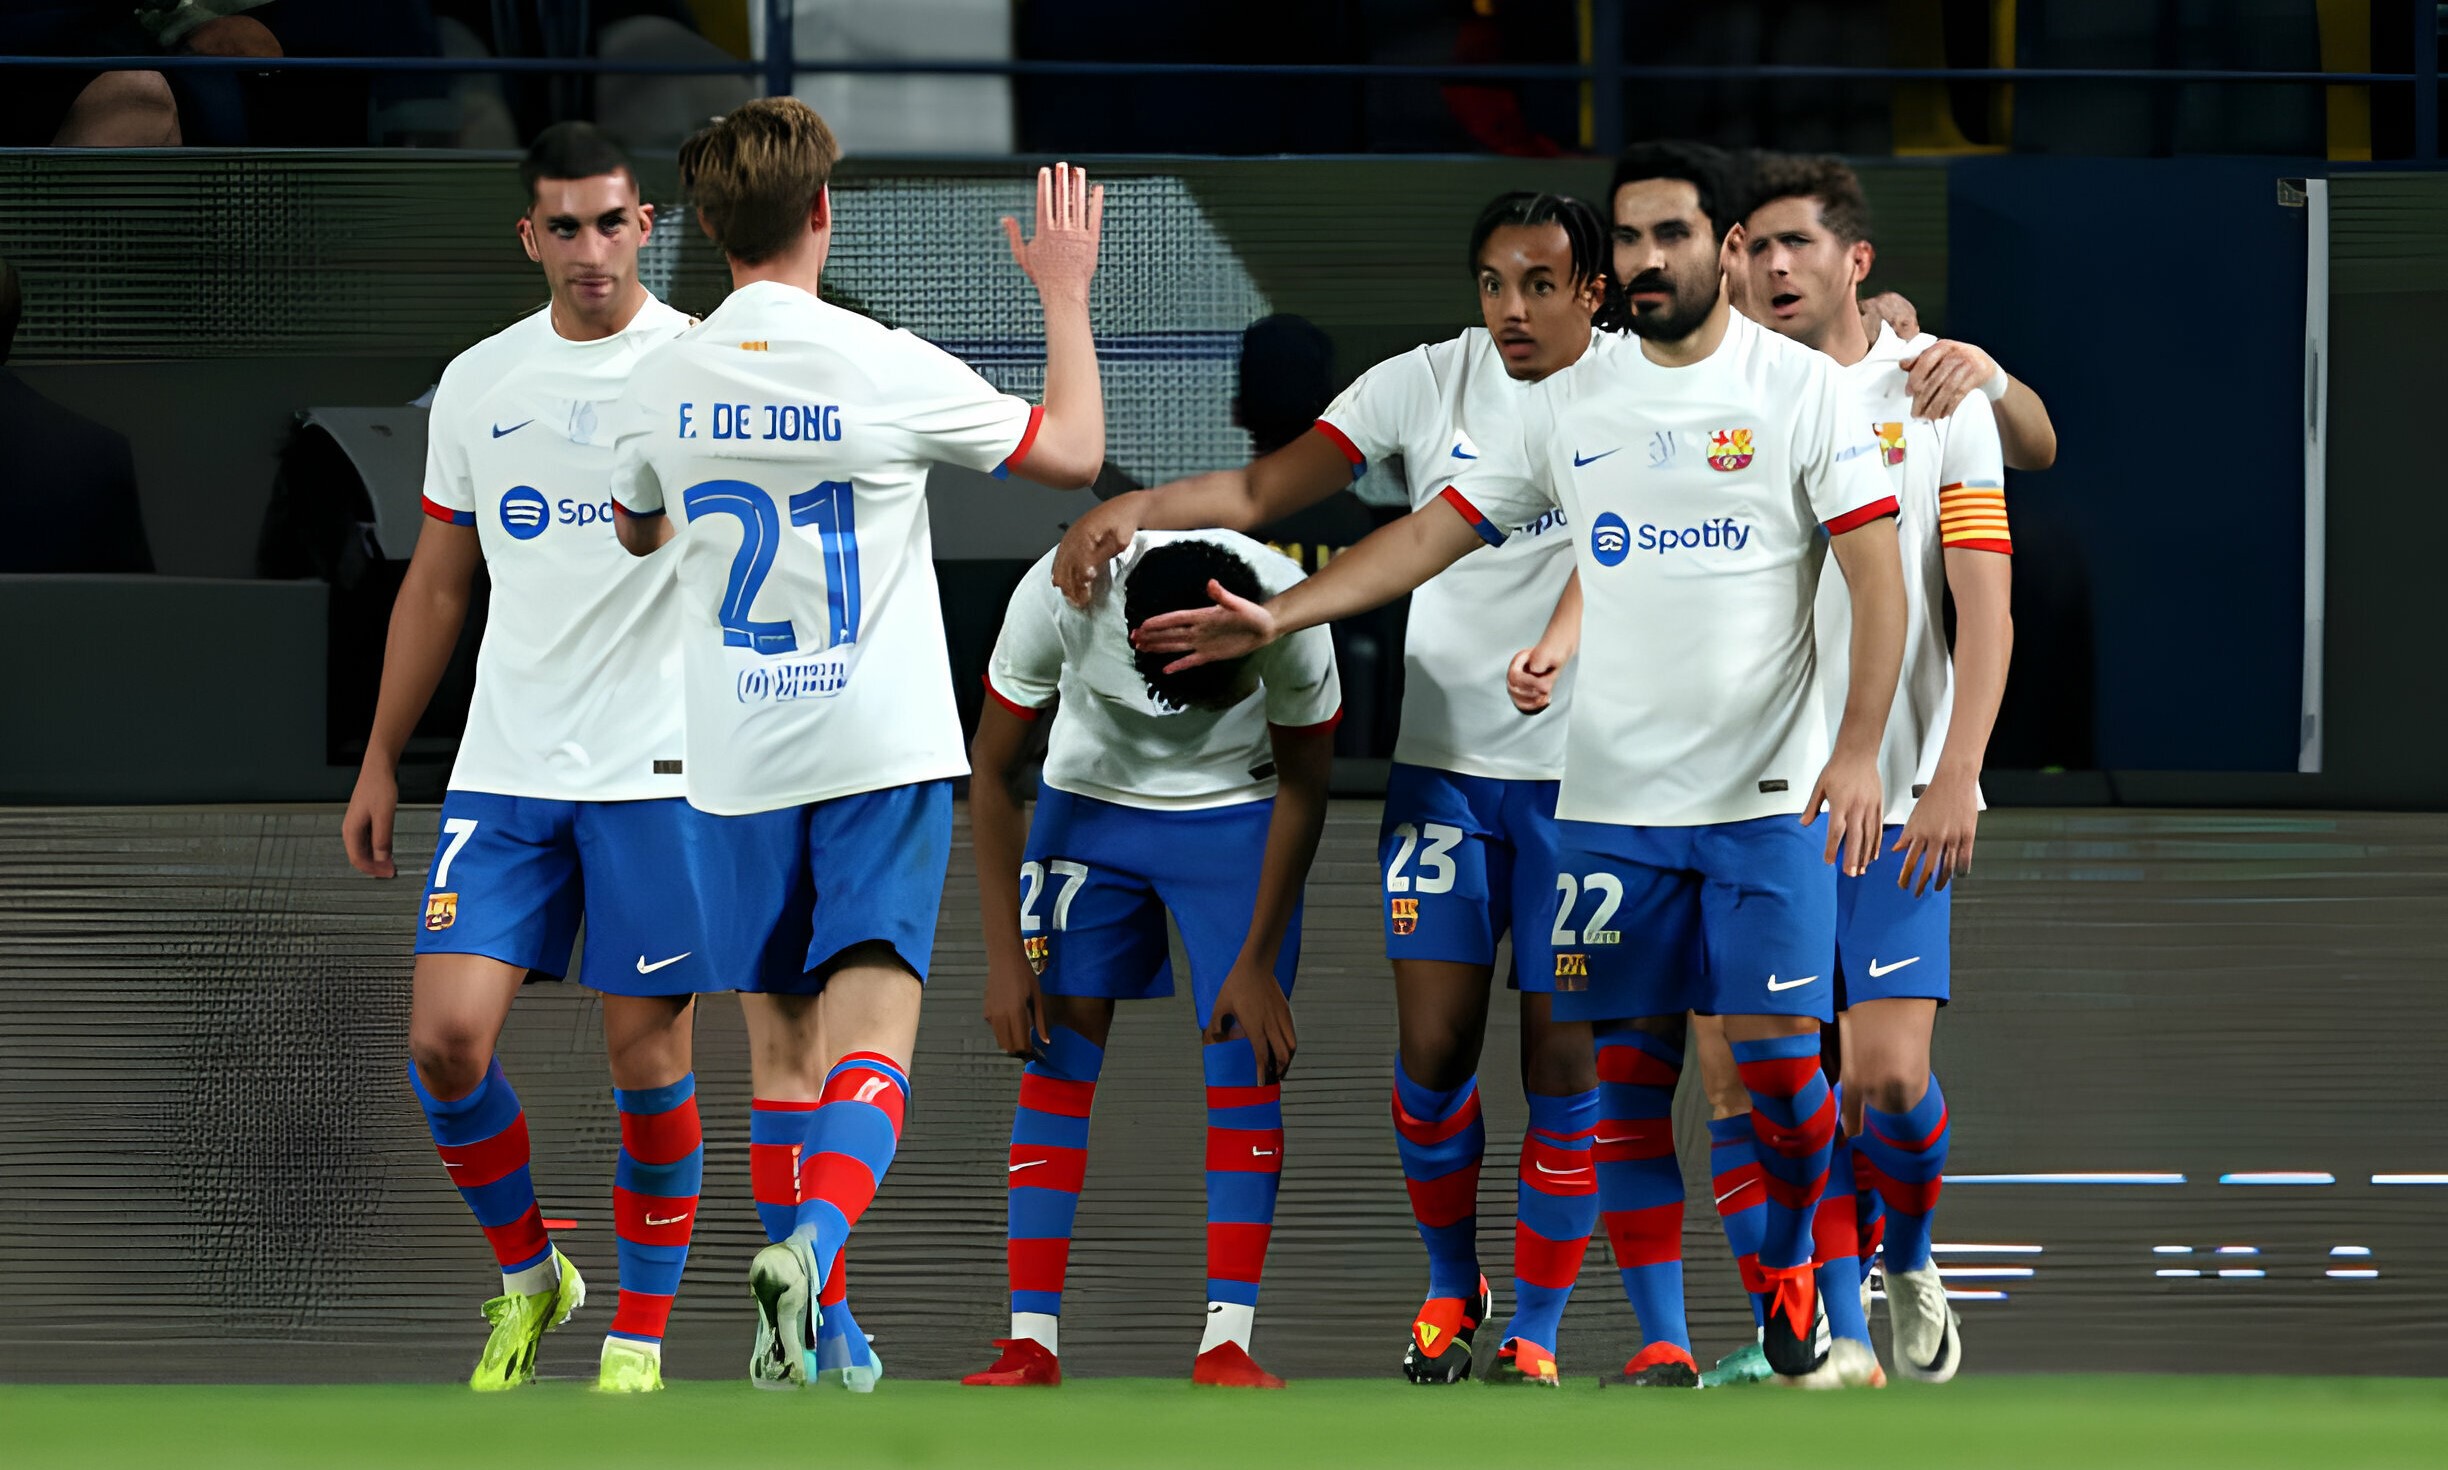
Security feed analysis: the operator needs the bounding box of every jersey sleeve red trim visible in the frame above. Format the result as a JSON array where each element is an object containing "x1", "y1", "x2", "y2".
[
  {"x1": 980, "y1": 674, "x2": 1045, "y2": 721},
  {"x1": 1438, "y1": 485, "x2": 1507, "y2": 548},
  {"x1": 1268, "y1": 707, "x2": 1343, "y2": 737},
  {"x1": 1822, "y1": 495, "x2": 1900, "y2": 537},
  {"x1": 612, "y1": 501, "x2": 665, "y2": 519},
  {"x1": 1312, "y1": 420, "x2": 1367, "y2": 479},
  {"x1": 421, "y1": 495, "x2": 476, "y2": 527},
  {"x1": 993, "y1": 404, "x2": 1048, "y2": 481}
]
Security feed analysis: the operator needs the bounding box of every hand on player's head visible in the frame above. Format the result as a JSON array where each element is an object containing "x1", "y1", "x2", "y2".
[
  {"x1": 1129, "y1": 583, "x2": 1274, "y2": 676},
  {"x1": 1125, "y1": 541, "x2": 1267, "y2": 708},
  {"x1": 1001, "y1": 162, "x2": 1104, "y2": 304}
]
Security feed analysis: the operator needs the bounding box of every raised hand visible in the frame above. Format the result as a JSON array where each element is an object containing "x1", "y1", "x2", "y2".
[{"x1": 1001, "y1": 162, "x2": 1105, "y2": 305}]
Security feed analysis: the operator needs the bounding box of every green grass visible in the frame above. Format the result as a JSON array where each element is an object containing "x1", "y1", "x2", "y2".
[{"x1": 7, "y1": 1378, "x2": 2445, "y2": 1470}]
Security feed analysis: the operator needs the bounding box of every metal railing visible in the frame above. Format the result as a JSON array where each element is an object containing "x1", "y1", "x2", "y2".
[{"x1": 1, "y1": 0, "x2": 2438, "y2": 160}]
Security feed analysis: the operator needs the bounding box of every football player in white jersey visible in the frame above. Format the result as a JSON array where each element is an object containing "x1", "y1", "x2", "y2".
[
  {"x1": 1048, "y1": 193, "x2": 1610, "y2": 1387},
  {"x1": 342, "y1": 124, "x2": 796, "y2": 1394},
  {"x1": 960, "y1": 531, "x2": 1338, "y2": 1390},
  {"x1": 1737, "y1": 153, "x2": 2016, "y2": 1385},
  {"x1": 608, "y1": 98, "x2": 1108, "y2": 1389},
  {"x1": 1135, "y1": 140, "x2": 1910, "y2": 1390}
]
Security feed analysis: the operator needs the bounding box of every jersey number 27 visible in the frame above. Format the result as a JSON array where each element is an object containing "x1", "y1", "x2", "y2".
[{"x1": 680, "y1": 478, "x2": 863, "y2": 654}]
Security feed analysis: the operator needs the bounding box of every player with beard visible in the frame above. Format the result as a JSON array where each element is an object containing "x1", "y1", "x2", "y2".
[
  {"x1": 1139, "y1": 140, "x2": 1908, "y2": 1389},
  {"x1": 1049, "y1": 193, "x2": 1608, "y2": 1386}
]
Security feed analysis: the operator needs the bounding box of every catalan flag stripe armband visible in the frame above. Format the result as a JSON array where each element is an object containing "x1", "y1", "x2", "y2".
[{"x1": 1937, "y1": 480, "x2": 2012, "y2": 554}]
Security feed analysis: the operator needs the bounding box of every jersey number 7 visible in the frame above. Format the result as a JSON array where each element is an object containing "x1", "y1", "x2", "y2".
[{"x1": 679, "y1": 477, "x2": 863, "y2": 654}]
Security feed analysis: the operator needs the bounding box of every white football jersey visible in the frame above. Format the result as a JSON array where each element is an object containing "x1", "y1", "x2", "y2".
[
  {"x1": 610, "y1": 281, "x2": 1039, "y2": 816},
  {"x1": 1315, "y1": 329, "x2": 1576, "y2": 783},
  {"x1": 1815, "y1": 326, "x2": 2009, "y2": 823},
  {"x1": 1454, "y1": 312, "x2": 1895, "y2": 828},
  {"x1": 420, "y1": 298, "x2": 692, "y2": 802},
  {"x1": 987, "y1": 531, "x2": 1342, "y2": 811}
]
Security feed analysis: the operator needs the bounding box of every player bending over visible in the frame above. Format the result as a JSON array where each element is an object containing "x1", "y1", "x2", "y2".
[
  {"x1": 1052, "y1": 192, "x2": 1610, "y2": 1388},
  {"x1": 1744, "y1": 153, "x2": 2013, "y2": 1384},
  {"x1": 343, "y1": 124, "x2": 783, "y2": 1393},
  {"x1": 608, "y1": 99, "x2": 1106, "y2": 1389},
  {"x1": 960, "y1": 532, "x2": 1338, "y2": 1390},
  {"x1": 1140, "y1": 139, "x2": 1909, "y2": 1390}
]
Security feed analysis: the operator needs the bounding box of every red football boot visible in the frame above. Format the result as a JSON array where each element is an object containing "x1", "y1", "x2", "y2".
[
  {"x1": 962, "y1": 1338, "x2": 1062, "y2": 1387},
  {"x1": 1192, "y1": 1342, "x2": 1286, "y2": 1388}
]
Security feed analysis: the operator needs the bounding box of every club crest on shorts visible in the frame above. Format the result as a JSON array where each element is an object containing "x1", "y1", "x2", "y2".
[
  {"x1": 1875, "y1": 421, "x2": 1907, "y2": 466},
  {"x1": 1024, "y1": 935, "x2": 1050, "y2": 973},
  {"x1": 1389, "y1": 897, "x2": 1420, "y2": 936},
  {"x1": 423, "y1": 892, "x2": 458, "y2": 932},
  {"x1": 1706, "y1": 428, "x2": 1755, "y2": 472},
  {"x1": 1553, "y1": 951, "x2": 1590, "y2": 989}
]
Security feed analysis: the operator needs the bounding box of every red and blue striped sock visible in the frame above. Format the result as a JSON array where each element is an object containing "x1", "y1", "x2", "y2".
[
  {"x1": 1005, "y1": 1026, "x2": 1104, "y2": 1346},
  {"x1": 1853, "y1": 1135, "x2": 1887, "y2": 1277},
  {"x1": 1707, "y1": 1114, "x2": 1769, "y2": 1329},
  {"x1": 816, "y1": 1248, "x2": 873, "y2": 1371},
  {"x1": 1390, "y1": 1060, "x2": 1484, "y2": 1301},
  {"x1": 1856, "y1": 1074, "x2": 1948, "y2": 1272},
  {"x1": 788, "y1": 1053, "x2": 910, "y2": 1289},
  {"x1": 749, "y1": 1097, "x2": 817, "y2": 1243},
  {"x1": 1502, "y1": 1086, "x2": 1598, "y2": 1351},
  {"x1": 1203, "y1": 1039, "x2": 1284, "y2": 1324},
  {"x1": 1592, "y1": 1023, "x2": 1688, "y2": 1352},
  {"x1": 410, "y1": 1058, "x2": 556, "y2": 1295},
  {"x1": 1732, "y1": 1034, "x2": 1837, "y2": 1273},
  {"x1": 1812, "y1": 1113, "x2": 1869, "y2": 1346},
  {"x1": 609, "y1": 1075, "x2": 702, "y2": 1349}
]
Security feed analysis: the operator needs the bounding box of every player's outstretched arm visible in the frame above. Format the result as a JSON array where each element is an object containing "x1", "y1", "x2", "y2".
[
  {"x1": 1132, "y1": 498, "x2": 1488, "y2": 671},
  {"x1": 1507, "y1": 568, "x2": 1582, "y2": 715},
  {"x1": 1051, "y1": 431, "x2": 1356, "y2": 605},
  {"x1": 1902, "y1": 339, "x2": 2057, "y2": 471},
  {"x1": 1205, "y1": 722, "x2": 1333, "y2": 1084},
  {"x1": 343, "y1": 518, "x2": 482, "y2": 878},
  {"x1": 1810, "y1": 515, "x2": 1907, "y2": 877},
  {"x1": 1001, "y1": 163, "x2": 1107, "y2": 490},
  {"x1": 969, "y1": 699, "x2": 1051, "y2": 1060},
  {"x1": 1895, "y1": 546, "x2": 2013, "y2": 895}
]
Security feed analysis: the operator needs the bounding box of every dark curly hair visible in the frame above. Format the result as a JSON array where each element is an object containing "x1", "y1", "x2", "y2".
[{"x1": 1123, "y1": 539, "x2": 1265, "y2": 713}]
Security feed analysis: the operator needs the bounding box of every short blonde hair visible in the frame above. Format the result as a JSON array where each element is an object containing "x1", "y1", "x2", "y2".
[{"x1": 679, "y1": 97, "x2": 841, "y2": 265}]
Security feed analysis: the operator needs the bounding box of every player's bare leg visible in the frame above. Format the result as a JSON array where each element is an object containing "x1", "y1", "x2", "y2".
[
  {"x1": 406, "y1": 952, "x2": 584, "y2": 1389},
  {"x1": 744, "y1": 951, "x2": 921, "y2": 1388},
  {"x1": 1493, "y1": 992, "x2": 1596, "y2": 1386},
  {"x1": 966, "y1": 993, "x2": 1114, "y2": 1388},
  {"x1": 1390, "y1": 958, "x2": 1499, "y2": 1383},
  {"x1": 595, "y1": 994, "x2": 697, "y2": 1392},
  {"x1": 1841, "y1": 997, "x2": 1957, "y2": 1381}
]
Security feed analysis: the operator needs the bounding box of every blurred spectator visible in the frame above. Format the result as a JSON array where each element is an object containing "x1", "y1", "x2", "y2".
[
  {"x1": 1441, "y1": 0, "x2": 1576, "y2": 158},
  {"x1": 0, "y1": 0, "x2": 280, "y2": 146},
  {"x1": 0, "y1": 260, "x2": 155, "y2": 574},
  {"x1": 433, "y1": 1, "x2": 752, "y2": 149}
]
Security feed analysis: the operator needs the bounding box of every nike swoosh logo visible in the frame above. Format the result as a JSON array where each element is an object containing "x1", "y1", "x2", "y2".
[
  {"x1": 1866, "y1": 956, "x2": 1921, "y2": 978},
  {"x1": 491, "y1": 420, "x2": 534, "y2": 438},
  {"x1": 1008, "y1": 1160, "x2": 1047, "y2": 1174},
  {"x1": 1253, "y1": 1149, "x2": 1278, "y2": 1158},
  {"x1": 1715, "y1": 1183, "x2": 1756, "y2": 1206},
  {"x1": 1449, "y1": 444, "x2": 1477, "y2": 460},
  {"x1": 1595, "y1": 1135, "x2": 1639, "y2": 1146},
  {"x1": 1765, "y1": 974, "x2": 1820, "y2": 992},
  {"x1": 635, "y1": 952, "x2": 692, "y2": 974},
  {"x1": 1573, "y1": 448, "x2": 1620, "y2": 467},
  {"x1": 1534, "y1": 1162, "x2": 1588, "y2": 1176},
  {"x1": 645, "y1": 1212, "x2": 690, "y2": 1227}
]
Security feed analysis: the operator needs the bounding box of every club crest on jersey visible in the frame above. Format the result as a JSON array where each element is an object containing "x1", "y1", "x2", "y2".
[
  {"x1": 424, "y1": 892, "x2": 458, "y2": 932},
  {"x1": 1706, "y1": 428, "x2": 1755, "y2": 472},
  {"x1": 1390, "y1": 898, "x2": 1420, "y2": 936},
  {"x1": 1875, "y1": 422, "x2": 1907, "y2": 466}
]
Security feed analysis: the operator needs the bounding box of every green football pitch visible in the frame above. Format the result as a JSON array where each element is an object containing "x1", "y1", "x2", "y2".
[{"x1": 8, "y1": 1378, "x2": 2445, "y2": 1470}]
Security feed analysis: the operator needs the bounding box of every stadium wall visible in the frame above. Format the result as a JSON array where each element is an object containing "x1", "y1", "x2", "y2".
[{"x1": 1, "y1": 804, "x2": 2441, "y2": 1382}]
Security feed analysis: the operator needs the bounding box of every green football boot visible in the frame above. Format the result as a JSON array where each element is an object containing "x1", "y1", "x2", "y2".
[
  {"x1": 596, "y1": 1336, "x2": 664, "y2": 1394},
  {"x1": 1701, "y1": 1338, "x2": 1775, "y2": 1389},
  {"x1": 748, "y1": 1238, "x2": 821, "y2": 1390},
  {"x1": 469, "y1": 1250, "x2": 585, "y2": 1391}
]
